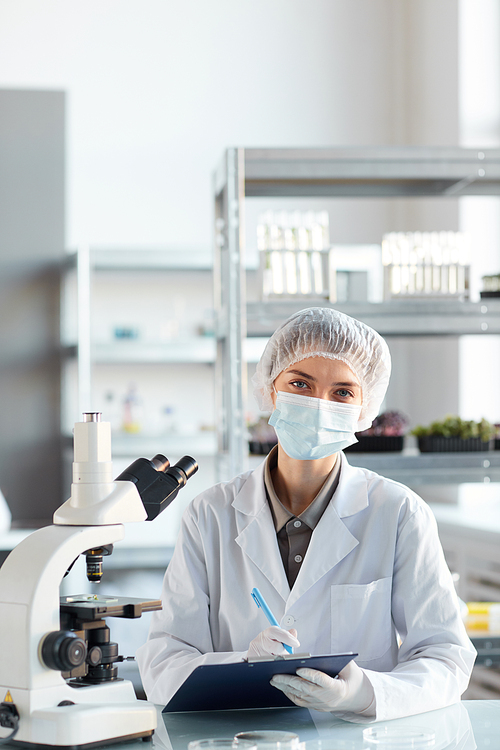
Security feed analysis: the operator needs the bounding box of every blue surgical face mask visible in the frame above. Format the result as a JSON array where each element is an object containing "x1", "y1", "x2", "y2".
[{"x1": 268, "y1": 391, "x2": 362, "y2": 460}]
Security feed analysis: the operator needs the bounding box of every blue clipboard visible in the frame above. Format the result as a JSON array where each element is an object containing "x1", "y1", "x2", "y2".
[{"x1": 162, "y1": 652, "x2": 357, "y2": 713}]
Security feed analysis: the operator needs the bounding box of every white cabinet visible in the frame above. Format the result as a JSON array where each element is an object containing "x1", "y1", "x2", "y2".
[{"x1": 431, "y1": 498, "x2": 500, "y2": 698}]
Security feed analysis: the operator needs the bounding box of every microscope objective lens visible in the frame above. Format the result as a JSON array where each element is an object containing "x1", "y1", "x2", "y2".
[{"x1": 86, "y1": 556, "x2": 103, "y2": 583}]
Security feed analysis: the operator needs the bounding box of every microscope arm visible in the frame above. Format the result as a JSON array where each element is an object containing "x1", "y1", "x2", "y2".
[{"x1": 0, "y1": 524, "x2": 124, "y2": 692}]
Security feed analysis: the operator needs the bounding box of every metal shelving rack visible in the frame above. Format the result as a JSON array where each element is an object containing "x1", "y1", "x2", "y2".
[{"x1": 213, "y1": 146, "x2": 500, "y2": 481}]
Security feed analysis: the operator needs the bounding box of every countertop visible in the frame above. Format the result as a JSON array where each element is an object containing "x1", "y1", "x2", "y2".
[
  {"x1": 1, "y1": 701, "x2": 498, "y2": 750},
  {"x1": 159, "y1": 701, "x2": 499, "y2": 750},
  {"x1": 428, "y1": 482, "x2": 500, "y2": 543}
]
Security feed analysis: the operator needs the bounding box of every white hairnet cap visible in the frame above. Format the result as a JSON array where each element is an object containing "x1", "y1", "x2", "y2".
[{"x1": 252, "y1": 307, "x2": 391, "y2": 431}]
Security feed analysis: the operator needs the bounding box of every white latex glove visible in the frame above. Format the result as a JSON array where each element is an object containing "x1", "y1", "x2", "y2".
[
  {"x1": 246, "y1": 627, "x2": 300, "y2": 660},
  {"x1": 270, "y1": 660, "x2": 375, "y2": 715}
]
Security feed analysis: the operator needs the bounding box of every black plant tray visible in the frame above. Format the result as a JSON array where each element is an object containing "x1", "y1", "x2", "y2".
[
  {"x1": 345, "y1": 436, "x2": 404, "y2": 453},
  {"x1": 418, "y1": 436, "x2": 492, "y2": 453}
]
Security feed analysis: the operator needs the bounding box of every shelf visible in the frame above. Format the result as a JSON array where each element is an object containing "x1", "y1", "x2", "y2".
[
  {"x1": 345, "y1": 451, "x2": 500, "y2": 485},
  {"x1": 247, "y1": 450, "x2": 500, "y2": 485},
  {"x1": 92, "y1": 338, "x2": 216, "y2": 364},
  {"x1": 215, "y1": 146, "x2": 500, "y2": 198},
  {"x1": 246, "y1": 299, "x2": 500, "y2": 337},
  {"x1": 68, "y1": 336, "x2": 273, "y2": 368},
  {"x1": 64, "y1": 247, "x2": 213, "y2": 271}
]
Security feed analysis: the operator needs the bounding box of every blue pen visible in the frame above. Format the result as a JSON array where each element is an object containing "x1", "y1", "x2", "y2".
[{"x1": 251, "y1": 587, "x2": 294, "y2": 654}]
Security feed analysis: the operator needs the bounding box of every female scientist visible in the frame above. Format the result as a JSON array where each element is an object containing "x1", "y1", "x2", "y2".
[{"x1": 136, "y1": 307, "x2": 475, "y2": 722}]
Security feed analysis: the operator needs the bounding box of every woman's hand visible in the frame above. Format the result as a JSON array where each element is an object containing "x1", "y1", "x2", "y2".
[
  {"x1": 246, "y1": 627, "x2": 300, "y2": 659},
  {"x1": 270, "y1": 661, "x2": 375, "y2": 714}
]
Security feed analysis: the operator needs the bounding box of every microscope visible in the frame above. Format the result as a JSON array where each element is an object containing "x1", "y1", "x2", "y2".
[{"x1": 0, "y1": 413, "x2": 198, "y2": 748}]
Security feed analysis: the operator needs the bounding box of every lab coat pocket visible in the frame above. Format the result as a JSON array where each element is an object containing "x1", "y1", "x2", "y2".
[{"x1": 330, "y1": 577, "x2": 392, "y2": 661}]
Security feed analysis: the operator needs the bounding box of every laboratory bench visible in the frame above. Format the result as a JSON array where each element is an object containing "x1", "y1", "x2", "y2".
[
  {"x1": 427, "y1": 493, "x2": 500, "y2": 699},
  {"x1": 1, "y1": 701, "x2": 498, "y2": 749}
]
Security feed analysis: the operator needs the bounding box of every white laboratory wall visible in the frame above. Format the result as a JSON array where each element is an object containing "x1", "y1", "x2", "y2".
[
  {"x1": 459, "y1": 0, "x2": 500, "y2": 148},
  {"x1": 0, "y1": 0, "x2": 449, "y2": 251},
  {"x1": 458, "y1": 0, "x2": 500, "y2": 424}
]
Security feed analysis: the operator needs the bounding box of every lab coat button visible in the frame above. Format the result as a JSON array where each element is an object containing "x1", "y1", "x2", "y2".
[
  {"x1": 294, "y1": 554, "x2": 303, "y2": 563},
  {"x1": 293, "y1": 520, "x2": 301, "y2": 528},
  {"x1": 283, "y1": 615, "x2": 295, "y2": 627}
]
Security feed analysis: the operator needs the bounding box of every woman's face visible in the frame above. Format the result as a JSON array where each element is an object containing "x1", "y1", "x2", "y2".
[{"x1": 272, "y1": 356, "x2": 362, "y2": 407}]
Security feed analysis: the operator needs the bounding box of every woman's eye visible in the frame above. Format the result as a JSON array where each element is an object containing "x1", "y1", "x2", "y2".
[
  {"x1": 290, "y1": 380, "x2": 308, "y2": 389},
  {"x1": 336, "y1": 389, "x2": 351, "y2": 398}
]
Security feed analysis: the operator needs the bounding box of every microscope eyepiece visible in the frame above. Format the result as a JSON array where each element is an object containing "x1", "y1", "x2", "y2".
[
  {"x1": 82, "y1": 412, "x2": 102, "y2": 423},
  {"x1": 151, "y1": 454, "x2": 170, "y2": 472},
  {"x1": 115, "y1": 453, "x2": 198, "y2": 521},
  {"x1": 171, "y1": 456, "x2": 198, "y2": 481},
  {"x1": 163, "y1": 456, "x2": 198, "y2": 491}
]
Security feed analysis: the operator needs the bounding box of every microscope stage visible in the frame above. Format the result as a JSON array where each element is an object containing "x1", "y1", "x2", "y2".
[{"x1": 60, "y1": 595, "x2": 162, "y2": 621}]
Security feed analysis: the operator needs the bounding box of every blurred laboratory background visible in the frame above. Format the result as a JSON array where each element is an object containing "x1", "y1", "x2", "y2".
[{"x1": 1, "y1": 0, "x2": 500, "y2": 697}]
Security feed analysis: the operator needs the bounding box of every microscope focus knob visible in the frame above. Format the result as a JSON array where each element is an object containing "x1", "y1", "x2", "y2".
[{"x1": 41, "y1": 630, "x2": 87, "y2": 672}]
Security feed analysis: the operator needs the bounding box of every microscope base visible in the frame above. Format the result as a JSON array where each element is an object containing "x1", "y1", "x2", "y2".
[
  {"x1": 3, "y1": 680, "x2": 157, "y2": 748},
  {"x1": 11, "y1": 727, "x2": 153, "y2": 750}
]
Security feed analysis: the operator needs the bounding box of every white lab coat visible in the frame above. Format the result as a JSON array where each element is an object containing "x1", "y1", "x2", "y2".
[{"x1": 136, "y1": 453, "x2": 476, "y2": 722}]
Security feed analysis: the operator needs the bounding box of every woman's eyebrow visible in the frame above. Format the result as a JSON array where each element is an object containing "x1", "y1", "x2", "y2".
[
  {"x1": 334, "y1": 380, "x2": 361, "y2": 388},
  {"x1": 286, "y1": 369, "x2": 317, "y2": 381}
]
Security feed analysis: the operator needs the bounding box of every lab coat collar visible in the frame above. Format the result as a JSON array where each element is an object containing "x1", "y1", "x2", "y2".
[
  {"x1": 232, "y1": 458, "x2": 268, "y2": 516},
  {"x1": 233, "y1": 460, "x2": 291, "y2": 601},
  {"x1": 333, "y1": 452, "x2": 370, "y2": 518}
]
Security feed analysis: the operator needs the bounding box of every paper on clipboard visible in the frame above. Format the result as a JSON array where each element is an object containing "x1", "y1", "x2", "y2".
[{"x1": 162, "y1": 652, "x2": 357, "y2": 713}]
